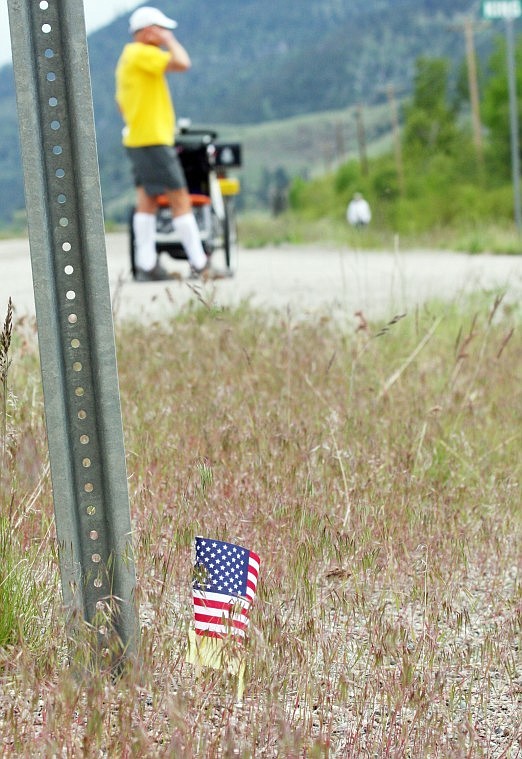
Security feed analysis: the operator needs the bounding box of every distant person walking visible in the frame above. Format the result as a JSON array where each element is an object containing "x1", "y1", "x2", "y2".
[
  {"x1": 347, "y1": 192, "x2": 371, "y2": 228},
  {"x1": 115, "y1": 6, "x2": 208, "y2": 281}
]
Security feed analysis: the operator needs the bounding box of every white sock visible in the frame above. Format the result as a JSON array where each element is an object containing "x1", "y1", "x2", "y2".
[
  {"x1": 133, "y1": 212, "x2": 157, "y2": 271},
  {"x1": 173, "y1": 212, "x2": 207, "y2": 271}
]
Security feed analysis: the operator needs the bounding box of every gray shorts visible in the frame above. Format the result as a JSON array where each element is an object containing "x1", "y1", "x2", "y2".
[{"x1": 126, "y1": 145, "x2": 187, "y2": 196}]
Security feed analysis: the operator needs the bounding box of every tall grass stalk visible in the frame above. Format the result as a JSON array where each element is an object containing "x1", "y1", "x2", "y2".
[{"x1": 0, "y1": 298, "x2": 12, "y2": 480}]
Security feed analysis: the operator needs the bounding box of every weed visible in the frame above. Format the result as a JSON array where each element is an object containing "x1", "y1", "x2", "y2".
[{"x1": 0, "y1": 298, "x2": 12, "y2": 477}]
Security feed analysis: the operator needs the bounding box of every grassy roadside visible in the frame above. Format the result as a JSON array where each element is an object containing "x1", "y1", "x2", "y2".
[
  {"x1": 0, "y1": 293, "x2": 520, "y2": 756},
  {"x1": 237, "y1": 212, "x2": 522, "y2": 255}
]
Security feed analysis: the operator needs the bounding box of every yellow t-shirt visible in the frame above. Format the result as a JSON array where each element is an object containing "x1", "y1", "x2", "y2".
[{"x1": 115, "y1": 42, "x2": 175, "y2": 147}]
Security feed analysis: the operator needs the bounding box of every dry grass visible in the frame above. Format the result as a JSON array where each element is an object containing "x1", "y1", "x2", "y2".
[{"x1": 0, "y1": 293, "x2": 520, "y2": 757}]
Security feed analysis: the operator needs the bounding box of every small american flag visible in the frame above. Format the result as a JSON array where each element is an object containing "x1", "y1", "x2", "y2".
[{"x1": 192, "y1": 537, "x2": 260, "y2": 639}]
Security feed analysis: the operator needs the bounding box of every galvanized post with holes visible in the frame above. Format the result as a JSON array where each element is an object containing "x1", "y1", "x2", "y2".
[
  {"x1": 482, "y1": 0, "x2": 522, "y2": 230},
  {"x1": 7, "y1": 0, "x2": 138, "y2": 664}
]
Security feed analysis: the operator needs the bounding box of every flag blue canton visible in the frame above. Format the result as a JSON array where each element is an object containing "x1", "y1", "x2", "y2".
[{"x1": 193, "y1": 537, "x2": 250, "y2": 597}]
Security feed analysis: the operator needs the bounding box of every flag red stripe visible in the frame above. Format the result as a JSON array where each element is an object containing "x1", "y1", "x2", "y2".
[
  {"x1": 194, "y1": 612, "x2": 250, "y2": 626},
  {"x1": 193, "y1": 589, "x2": 251, "y2": 607},
  {"x1": 194, "y1": 606, "x2": 249, "y2": 620},
  {"x1": 194, "y1": 597, "x2": 250, "y2": 612},
  {"x1": 195, "y1": 621, "x2": 246, "y2": 638},
  {"x1": 194, "y1": 613, "x2": 248, "y2": 630}
]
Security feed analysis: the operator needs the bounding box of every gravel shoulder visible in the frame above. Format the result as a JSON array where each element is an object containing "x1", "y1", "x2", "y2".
[{"x1": 1, "y1": 233, "x2": 522, "y2": 324}]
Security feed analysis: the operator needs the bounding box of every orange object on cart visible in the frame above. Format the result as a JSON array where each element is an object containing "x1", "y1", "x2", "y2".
[{"x1": 156, "y1": 193, "x2": 211, "y2": 207}]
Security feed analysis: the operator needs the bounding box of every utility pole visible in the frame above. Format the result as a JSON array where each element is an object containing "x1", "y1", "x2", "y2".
[
  {"x1": 354, "y1": 105, "x2": 369, "y2": 177},
  {"x1": 335, "y1": 121, "x2": 346, "y2": 162},
  {"x1": 505, "y1": 16, "x2": 522, "y2": 229},
  {"x1": 387, "y1": 85, "x2": 405, "y2": 195},
  {"x1": 449, "y1": 18, "x2": 484, "y2": 167},
  {"x1": 482, "y1": 0, "x2": 522, "y2": 230},
  {"x1": 463, "y1": 18, "x2": 485, "y2": 166}
]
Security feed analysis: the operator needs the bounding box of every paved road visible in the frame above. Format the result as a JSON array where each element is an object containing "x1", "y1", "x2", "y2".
[{"x1": 1, "y1": 233, "x2": 521, "y2": 325}]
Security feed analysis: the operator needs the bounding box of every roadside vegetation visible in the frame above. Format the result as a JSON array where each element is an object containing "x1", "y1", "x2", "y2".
[
  {"x1": 0, "y1": 290, "x2": 520, "y2": 755},
  {"x1": 238, "y1": 210, "x2": 522, "y2": 255},
  {"x1": 251, "y1": 47, "x2": 522, "y2": 255},
  {"x1": 5, "y1": 40, "x2": 522, "y2": 256}
]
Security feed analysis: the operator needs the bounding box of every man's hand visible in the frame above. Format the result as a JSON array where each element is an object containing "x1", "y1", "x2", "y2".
[
  {"x1": 141, "y1": 25, "x2": 191, "y2": 71},
  {"x1": 142, "y1": 25, "x2": 174, "y2": 46}
]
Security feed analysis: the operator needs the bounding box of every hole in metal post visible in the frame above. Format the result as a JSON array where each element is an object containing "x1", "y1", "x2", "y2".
[
  {"x1": 44, "y1": 49, "x2": 54, "y2": 58},
  {"x1": 65, "y1": 265, "x2": 74, "y2": 275},
  {"x1": 46, "y1": 72, "x2": 56, "y2": 82},
  {"x1": 42, "y1": 23, "x2": 51, "y2": 33},
  {"x1": 66, "y1": 290, "x2": 75, "y2": 301},
  {"x1": 52, "y1": 122, "x2": 61, "y2": 132},
  {"x1": 49, "y1": 97, "x2": 58, "y2": 107},
  {"x1": 62, "y1": 242, "x2": 71, "y2": 251},
  {"x1": 53, "y1": 146, "x2": 62, "y2": 155},
  {"x1": 80, "y1": 435, "x2": 89, "y2": 445},
  {"x1": 71, "y1": 337, "x2": 80, "y2": 347},
  {"x1": 40, "y1": 1, "x2": 49, "y2": 9},
  {"x1": 82, "y1": 458, "x2": 91, "y2": 468},
  {"x1": 75, "y1": 387, "x2": 84, "y2": 397},
  {"x1": 56, "y1": 168, "x2": 65, "y2": 178},
  {"x1": 72, "y1": 362, "x2": 81, "y2": 372},
  {"x1": 68, "y1": 314, "x2": 77, "y2": 324},
  {"x1": 57, "y1": 194, "x2": 66, "y2": 203},
  {"x1": 84, "y1": 483, "x2": 94, "y2": 493},
  {"x1": 59, "y1": 218, "x2": 68, "y2": 227},
  {"x1": 78, "y1": 410, "x2": 87, "y2": 419},
  {"x1": 94, "y1": 578, "x2": 102, "y2": 588},
  {"x1": 87, "y1": 505, "x2": 96, "y2": 516},
  {"x1": 90, "y1": 530, "x2": 99, "y2": 541},
  {"x1": 92, "y1": 554, "x2": 101, "y2": 564}
]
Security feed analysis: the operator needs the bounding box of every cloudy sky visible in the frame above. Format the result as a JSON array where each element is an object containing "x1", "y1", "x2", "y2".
[{"x1": 0, "y1": 0, "x2": 140, "y2": 66}]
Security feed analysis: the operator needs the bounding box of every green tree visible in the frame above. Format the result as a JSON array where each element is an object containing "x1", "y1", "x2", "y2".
[
  {"x1": 481, "y1": 34, "x2": 522, "y2": 182},
  {"x1": 402, "y1": 57, "x2": 459, "y2": 160}
]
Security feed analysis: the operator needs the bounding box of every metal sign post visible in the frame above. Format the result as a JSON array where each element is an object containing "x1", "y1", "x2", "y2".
[
  {"x1": 504, "y1": 16, "x2": 522, "y2": 230},
  {"x1": 482, "y1": 0, "x2": 522, "y2": 230},
  {"x1": 7, "y1": 0, "x2": 138, "y2": 664}
]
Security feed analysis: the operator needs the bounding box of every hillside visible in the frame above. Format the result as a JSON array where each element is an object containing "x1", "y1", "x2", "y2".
[{"x1": 0, "y1": 0, "x2": 496, "y2": 226}]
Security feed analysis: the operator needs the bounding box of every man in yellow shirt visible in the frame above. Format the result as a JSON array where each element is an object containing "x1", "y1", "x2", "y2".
[{"x1": 116, "y1": 6, "x2": 208, "y2": 281}]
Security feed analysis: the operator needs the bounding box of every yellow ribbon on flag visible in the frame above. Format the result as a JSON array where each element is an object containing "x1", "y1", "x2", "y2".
[{"x1": 186, "y1": 630, "x2": 246, "y2": 700}]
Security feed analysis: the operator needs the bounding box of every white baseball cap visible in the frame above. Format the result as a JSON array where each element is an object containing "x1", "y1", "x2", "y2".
[{"x1": 129, "y1": 6, "x2": 178, "y2": 33}]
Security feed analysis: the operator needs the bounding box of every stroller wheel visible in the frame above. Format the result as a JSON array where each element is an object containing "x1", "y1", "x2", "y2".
[{"x1": 129, "y1": 206, "x2": 137, "y2": 279}]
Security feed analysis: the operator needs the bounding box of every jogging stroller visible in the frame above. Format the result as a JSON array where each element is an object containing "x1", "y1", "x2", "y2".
[{"x1": 129, "y1": 123, "x2": 241, "y2": 278}]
